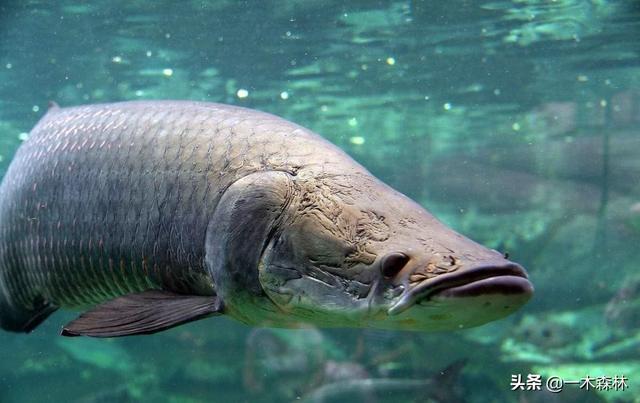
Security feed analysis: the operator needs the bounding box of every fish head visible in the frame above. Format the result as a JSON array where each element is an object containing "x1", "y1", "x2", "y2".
[{"x1": 258, "y1": 173, "x2": 533, "y2": 330}]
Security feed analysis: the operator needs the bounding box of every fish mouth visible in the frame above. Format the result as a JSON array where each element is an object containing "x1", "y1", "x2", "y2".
[{"x1": 388, "y1": 261, "x2": 533, "y2": 315}]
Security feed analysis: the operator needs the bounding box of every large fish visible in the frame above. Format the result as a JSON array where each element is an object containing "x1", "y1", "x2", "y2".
[{"x1": 0, "y1": 101, "x2": 533, "y2": 337}]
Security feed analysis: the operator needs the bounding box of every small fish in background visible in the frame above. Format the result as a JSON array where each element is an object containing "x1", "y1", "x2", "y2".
[
  {"x1": 510, "y1": 314, "x2": 577, "y2": 352},
  {"x1": 243, "y1": 328, "x2": 328, "y2": 399},
  {"x1": 243, "y1": 327, "x2": 466, "y2": 403},
  {"x1": 0, "y1": 101, "x2": 533, "y2": 337},
  {"x1": 300, "y1": 360, "x2": 467, "y2": 403}
]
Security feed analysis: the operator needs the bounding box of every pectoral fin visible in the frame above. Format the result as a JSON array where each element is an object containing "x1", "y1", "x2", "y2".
[{"x1": 61, "y1": 290, "x2": 223, "y2": 338}]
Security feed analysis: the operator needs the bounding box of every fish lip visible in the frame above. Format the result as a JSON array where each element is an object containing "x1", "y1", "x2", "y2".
[
  {"x1": 430, "y1": 275, "x2": 533, "y2": 299},
  {"x1": 388, "y1": 261, "x2": 531, "y2": 315}
]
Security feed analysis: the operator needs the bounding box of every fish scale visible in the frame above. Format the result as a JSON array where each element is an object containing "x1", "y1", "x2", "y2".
[{"x1": 0, "y1": 101, "x2": 345, "y2": 331}]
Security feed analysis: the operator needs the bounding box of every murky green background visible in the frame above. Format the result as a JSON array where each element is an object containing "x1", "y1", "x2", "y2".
[{"x1": 1, "y1": 1, "x2": 639, "y2": 402}]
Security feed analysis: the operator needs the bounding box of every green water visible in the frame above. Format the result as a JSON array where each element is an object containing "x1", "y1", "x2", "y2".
[{"x1": 1, "y1": 1, "x2": 639, "y2": 402}]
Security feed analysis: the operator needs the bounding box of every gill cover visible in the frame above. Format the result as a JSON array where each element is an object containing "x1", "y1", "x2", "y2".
[
  {"x1": 205, "y1": 171, "x2": 294, "y2": 317},
  {"x1": 255, "y1": 176, "x2": 399, "y2": 327}
]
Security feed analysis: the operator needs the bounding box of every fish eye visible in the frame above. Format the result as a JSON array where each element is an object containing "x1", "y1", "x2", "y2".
[{"x1": 381, "y1": 252, "x2": 410, "y2": 279}]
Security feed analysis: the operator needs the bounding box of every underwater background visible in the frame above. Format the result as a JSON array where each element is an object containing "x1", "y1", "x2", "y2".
[{"x1": 0, "y1": 1, "x2": 639, "y2": 402}]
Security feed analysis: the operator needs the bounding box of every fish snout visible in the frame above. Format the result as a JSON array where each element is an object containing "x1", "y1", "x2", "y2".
[
  {"x1": 427, "y1": 261, "x2": 533, "y2": 299},
  {"x1": 389, "y1": 259, "x2": 533, "y2": 315}
]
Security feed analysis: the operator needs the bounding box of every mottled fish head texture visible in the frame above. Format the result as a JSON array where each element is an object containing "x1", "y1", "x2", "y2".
[{"x1": 255, "y1": 173, "x2": 533, "y2": 331}]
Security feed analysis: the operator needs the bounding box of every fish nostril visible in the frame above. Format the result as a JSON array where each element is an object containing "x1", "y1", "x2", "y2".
[{"x1": 381, "y1": 252, "x2": 410, "y2": 279}]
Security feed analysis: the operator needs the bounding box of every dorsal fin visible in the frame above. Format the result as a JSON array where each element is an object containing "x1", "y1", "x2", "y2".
[
  {"x1": 48, "y1": 101, "x2": 60, "y2": 110},
  {"x1": 61, "y1": 290, "x2": 223, "y2": 338}
]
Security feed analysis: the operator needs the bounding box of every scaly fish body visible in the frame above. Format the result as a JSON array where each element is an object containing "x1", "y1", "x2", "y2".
[{"x1": 0, "y1": 101, "x2": 532, "y2": 337}]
